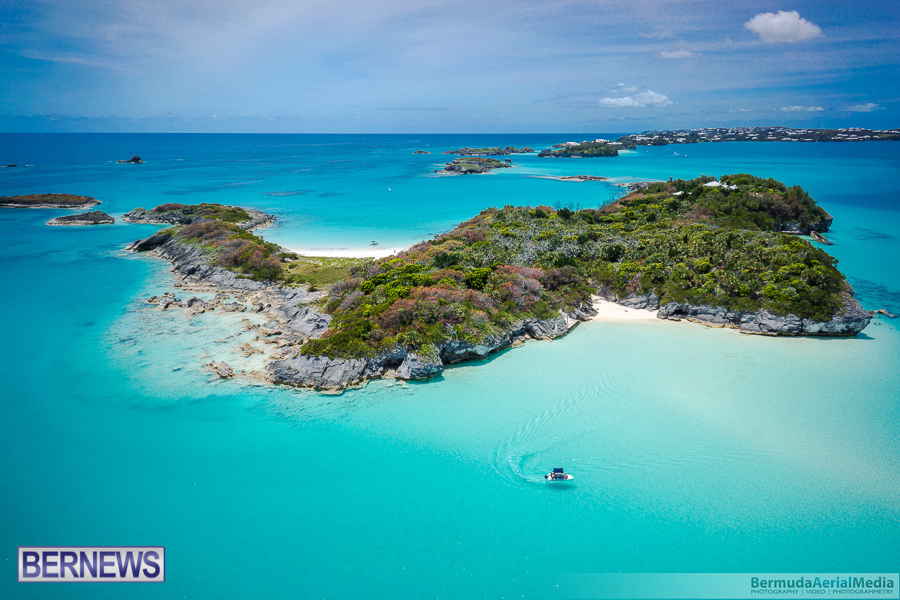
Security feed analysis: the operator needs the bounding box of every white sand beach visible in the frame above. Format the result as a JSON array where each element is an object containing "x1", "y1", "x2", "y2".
[
  {"x1": 286, "y1": 246, "x2": 405, "y2": 259},
  {"x1": 589, "y1": 296, "x2": 662, "y2": 322}
]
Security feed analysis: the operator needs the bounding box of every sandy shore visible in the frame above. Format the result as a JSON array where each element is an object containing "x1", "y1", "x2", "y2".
[
  {"x1": 286, "y1": 246, "x2": 406, "y2": 259},
  {"x1": 589, "y1": 296, "x2": 661, "y2": 322}
]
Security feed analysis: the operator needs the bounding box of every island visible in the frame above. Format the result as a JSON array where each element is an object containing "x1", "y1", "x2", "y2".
[
  {"x1": 539, "y1": 175, "x2": 608, "y2": 182},
  {"x1": 123, "y1": 202, "x2": 274, "y2": 229},
  {"x1": 442, "y1": 146, "x2": 533, "y2": 156},
  {"x1": 118, "y1": 155, "x2": 144, "y2": 163},
  {"x1": 616, "y1": 127, "x2": 900, "y2": 147},
  {"x1": 537, "y1": 141, "x2": 619, "y2": 157},
  {"x1": 0, "y1": 193, "x2": 100, "y2": 209},
  {"x1": 46, "y1": 211, "x2": 115, "y2": 226},
  {"x1": 125, "y1": 175, "x2": 871, "y2": 391},
  {"x1": 438, "y1": 157, "x2": 512, "y2": 174},
  {"x1": 413, "y1": 150, "x2": 431, "y2": 154}
]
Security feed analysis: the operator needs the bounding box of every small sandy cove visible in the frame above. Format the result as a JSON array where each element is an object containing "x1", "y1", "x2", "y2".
[
  {"x1": 286, "y1": 246, "x2": 404, "y2": 259},
  {"x1": 589, "y1": 295, "x2": 660, "y2": 322}
]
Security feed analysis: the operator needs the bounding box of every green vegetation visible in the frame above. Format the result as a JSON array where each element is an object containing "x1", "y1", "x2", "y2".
[
  {"x1": 443, "y1": 146, "x2": 532, "y2": 156},
  {"x1": 640, "y1": 174, "x2": 831, "y2": 232},
  {"x1": 304, "y1": 174, "x2": 849, "y2": 360},
  {"x1": 157, "y1": 213, "x2": 370, "y2": 286},
  {"x1": 282, "y1": 256, "x2": 372, "y2": 288},
  {"x1": 0, "y1": 193, "x2": 98, "y2": 207},
  {"x1": 443, "y1": 157, "x2": 511, "y2": 174},
  {"x1": 538, "y1": 142, "x2": 619, "y2": 157},
  {"x1": 148, "y1": 202, "x2": 251, "y2": 223},
  {"x1": 166, "y1": 220, "x2": 285, "y2": 281}
]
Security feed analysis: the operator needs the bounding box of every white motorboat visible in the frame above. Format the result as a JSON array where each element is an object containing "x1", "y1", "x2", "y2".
[{"x1": 545, "y1": 468, "x2": 574, "y2": 481}]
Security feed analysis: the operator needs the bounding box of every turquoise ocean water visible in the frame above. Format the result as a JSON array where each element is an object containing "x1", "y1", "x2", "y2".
[{"x1": 1, "y1": 134, "x2": 898, "y2": 599}]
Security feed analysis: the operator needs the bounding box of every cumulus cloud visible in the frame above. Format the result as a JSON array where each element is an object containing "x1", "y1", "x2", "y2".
[
  {"x1": 776, "y1": 105, "x2": 824, "y2": 112},
  {"x1": 847, "y1": 102, "x2": 881, "y2": 112},
  {"x1": 745, "y1": 11, "x2": 823, "y2": 43},
  {"x1": 613, "y1": 83, "x2": 639, "y2": 93},
  {"x1": 660, "y1": 50, "x2": 696, "y2": 59},
  {"x1": 599, "y1": 90, "x2": 672, "y2": 108}
]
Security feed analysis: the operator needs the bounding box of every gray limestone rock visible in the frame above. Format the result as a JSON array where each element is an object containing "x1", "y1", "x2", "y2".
[
  {"x1": 267, "y1": 354, "x2": 374, "y2": 390},
  {"x1": 210, "y1": 361, "x2": 234, "y2": 378},
  {"x1": 395, "y1": 346, "x2": 444, "y2": 380},
  {"x1": 739, "y1": 310, "x2": 802, "y2": 335},
  {"x1": 656, "y1": 291, "x2": 869, "y2": 336},
  {"x1": 220, "y1": 302, "x2": 246, "y2": 313},
  {"x1": 618, "y1": 291, "x2": 660, "y2": 310}
]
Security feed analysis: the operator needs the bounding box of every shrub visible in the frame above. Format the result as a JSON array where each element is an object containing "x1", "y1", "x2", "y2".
[{"x1": 464, "y1": 268, "x2": 492, "y2": 290}]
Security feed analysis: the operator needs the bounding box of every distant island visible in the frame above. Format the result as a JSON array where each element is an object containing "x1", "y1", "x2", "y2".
[
  {"x1": 538, "y1": 140, "x2": 620, "y2": 157},
  {"x1": 126, "y1": 174, "x2": 871, "y2": 391},
  {"x1": 437, "y1": 156, "x2": 512, "y2": 174},
  {"x1": 0, "y1": 193, "x2": 100, "y2": 209},
  {"x1": 617, "y1": 127, "x2": 900, "y2": 147},
  {"x1": 442, "y1": 146, "x2": 533, "y2": 156},
  {"x1": 123, "y1": 202, "x2": 274, "y2": 229},
  {"x1": 46, "y1": 211, "x2": 115, "y2": 226}
]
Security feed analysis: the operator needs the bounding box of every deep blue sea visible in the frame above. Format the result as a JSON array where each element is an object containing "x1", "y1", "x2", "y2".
[{"x1": 1, "y1": 134, "x2": 898, "y2": 599}]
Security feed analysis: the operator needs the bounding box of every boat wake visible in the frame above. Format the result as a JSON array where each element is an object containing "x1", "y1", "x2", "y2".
[{"x1": 490, "y1": 379, "x2": 619, "y2": 485}]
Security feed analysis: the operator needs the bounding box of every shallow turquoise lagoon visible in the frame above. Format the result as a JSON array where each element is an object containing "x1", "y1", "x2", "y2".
[{"x1": 1, "y1": 135, "x2": 898, "y2": 599}]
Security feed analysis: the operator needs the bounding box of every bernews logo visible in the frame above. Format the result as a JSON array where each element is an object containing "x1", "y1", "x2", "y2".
[{"x1": 18, "y1": 547, "x2": 165, "y2": 582}]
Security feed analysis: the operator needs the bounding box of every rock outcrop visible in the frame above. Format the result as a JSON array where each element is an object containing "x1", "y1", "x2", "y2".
[
  {"x1": 46, "y1": 211, "x2": 115, "y2": 226},
  {"x1": 209, "y1": 361, "x2": 234, "y2": 378},
  {"x1": 128, "y1": 231, "x2": 600, "y2": 391},
  {"x1": 654, "y1": 292, "x2": 869, "y2": 336},
  {"x1": 593, "y1": 285, "x2": 870, "y2": 337},
  {"x1": 118, "y1": 155, "x2": 144, "y2": 164},
  {"x1": 266, "y1": 302, "x2": 597, "y2": 390}
]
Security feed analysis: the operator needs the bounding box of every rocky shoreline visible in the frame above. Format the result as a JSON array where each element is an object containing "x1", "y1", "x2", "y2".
[
  {"x1": 268, "y1": 303, "x2": 596, "y2": 390},
  {"x1": 135, "y1": 231, "x2": 872, "y2": 393},
  {"x1": 125, "y1": 193, "x2": 871, "y2": 391},
  {"x1": 127, "y1": 231, "x2": 871, "y2": 391},
  {"x1": 127, "y1": 232, "x2": 599, "y2": 390},
  {"x1": 596, "y1": 287, "x2": 871, "y2": 336}
]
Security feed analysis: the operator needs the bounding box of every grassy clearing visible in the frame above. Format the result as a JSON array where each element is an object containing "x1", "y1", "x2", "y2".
[{"x1": 282, "y1": 256, "x2": 372, "y2": 289}]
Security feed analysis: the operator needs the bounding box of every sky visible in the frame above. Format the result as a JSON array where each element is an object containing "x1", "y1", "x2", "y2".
[{"x1": 1, "y1": 0, "x2": 898, "y2": 133}]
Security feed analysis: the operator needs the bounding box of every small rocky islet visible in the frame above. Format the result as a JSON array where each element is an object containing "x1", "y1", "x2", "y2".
[
  {"x1": 46, "y1": 211, "x2": 115, "y2": 226},
  {"x1": 0, "y1": 193, "x2": 100, "y2": 209},
  {"x1": 437, "y1": 156, "x2": 512, "y2": 174},
  {"x1": 124, "y1": 172, "x2": 871, "y2": 391}
]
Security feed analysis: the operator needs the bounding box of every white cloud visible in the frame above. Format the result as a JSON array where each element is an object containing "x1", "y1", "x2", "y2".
[
  {"x1": 660, "y1": 50, "x2": 696, "y2": 59},
  {"x1": 613, "y1": 83, "x2": 639, "y2": 93},
  {"x1": 600, "y1": 90, "x2": 672, "y2": 108},
  {"x1": 745, "y1": 11, "x2": 823, "y2": 43},
  {"x1": 847, "y1": 102, "x2": 881, "y2": 112},
  {"x1": 776, "y1": 105, "x2": 824, "y2": 112}
]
